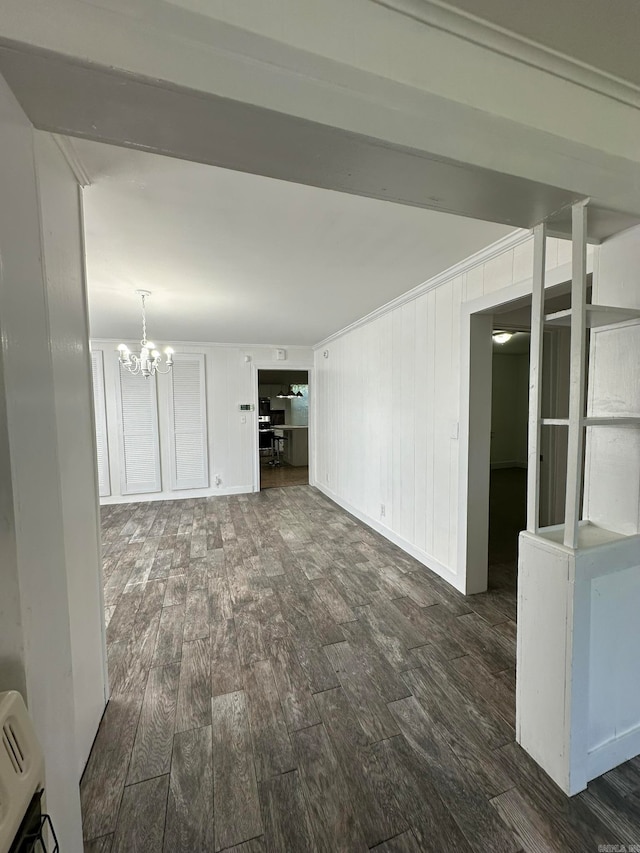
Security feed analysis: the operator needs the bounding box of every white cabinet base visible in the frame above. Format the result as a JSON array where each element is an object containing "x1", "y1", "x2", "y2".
[{"x1": 517, "y1": 524, "x2": 640, "y2": 795}]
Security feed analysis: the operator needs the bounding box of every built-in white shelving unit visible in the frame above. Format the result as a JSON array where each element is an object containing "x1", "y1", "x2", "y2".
[
  {"x1": 517, "y1": 200, "x2": 640, "y2": 797},
  {"x1": 545, "y1": 304, "x2": 640, "y2": 328},
  {"x1": 541, "y1": 416, "x2": 640, "y2": 427}
]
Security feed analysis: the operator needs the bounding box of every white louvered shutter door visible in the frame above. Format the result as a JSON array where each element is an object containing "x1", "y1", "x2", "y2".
[
  {"x1": 168, "y1": 353, "x2": 209, "y2": 490},
  {"x1": 117, "y1": 364, "x2": 162, "y2": 495},
  {"x1": 91, "y1": 350, "x2": 111, "y2": 497}
]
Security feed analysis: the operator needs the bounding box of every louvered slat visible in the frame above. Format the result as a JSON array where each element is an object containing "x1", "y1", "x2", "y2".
[
  {"x1": 90, "y1": 350, "x2": 111, "y2": 497},
  {"x1": 168, "y1": 353, "x2": 209, "y2": 490},
  {"x1": 117, "y1": 363, "x2": 162, "y2": 494}
]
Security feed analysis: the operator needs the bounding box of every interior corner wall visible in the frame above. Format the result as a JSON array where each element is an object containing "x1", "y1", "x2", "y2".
[
  {"x1": 0, "y1": 75, "x2": 84, "y2": 849},
  {"x1": 313, "y1": 234, "x2": 573, "y2": 591},
  {"x1": 94, "y1": 342, "x2": 314, "y2": 503},
  {"x1": 584, "y1": 224, "x2": 640, "y2": 534},
  {"x1": 34, "y1": 131, "x2": 108, "y2": 774}
]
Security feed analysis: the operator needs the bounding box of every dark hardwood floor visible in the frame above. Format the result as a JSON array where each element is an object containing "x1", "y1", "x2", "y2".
[
  {"x1": 260, "y1": 462, "x2": 309, "y2": 490},
  {"x1": 82, "y1": 486, "x2": 640, "y2": 852}
]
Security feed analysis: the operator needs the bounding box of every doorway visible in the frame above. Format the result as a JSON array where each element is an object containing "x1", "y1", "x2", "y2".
[
  {"x1": 488, "y1": 329, "x2": 530, "y2": 578},
  {"x1": 256, "y1": 368, "x2": 309, "y2": 490},
  {"x1": 488, "y1": 300, "x2": 572, "y2": 587},
  {"x1": 462, "y1": 275, "x2": 578, "y2": 594}
]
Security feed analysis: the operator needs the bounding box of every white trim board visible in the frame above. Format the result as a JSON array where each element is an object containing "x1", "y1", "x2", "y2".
[
  {"x1": 100, "y1": 483, "x2": 253, "y2": 505},
  {"x1": 92, "y1": 337, "x2": 315, "y2": 352},
  {"x1": 313, "y1": 480, "x2": 464, "y2": 593},
  {"x1": 587, "y1": 724, "x2": 640, "y2": 782},
  {"x1": 370, "y1": 0, "x2": 640, "y2": 110},
  {"x1": 253, "y1": 362, "x2": 314, "y2": 493}
]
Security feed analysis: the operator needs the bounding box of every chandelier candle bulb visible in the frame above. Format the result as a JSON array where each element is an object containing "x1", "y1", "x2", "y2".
[{"x1": 117, "y1": 291, "x2": 174, "y2": 378}]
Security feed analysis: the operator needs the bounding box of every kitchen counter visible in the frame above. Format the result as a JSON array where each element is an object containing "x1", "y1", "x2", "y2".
[{"x1": 272, "y1": 425, "x2": 308, "y2": 466}]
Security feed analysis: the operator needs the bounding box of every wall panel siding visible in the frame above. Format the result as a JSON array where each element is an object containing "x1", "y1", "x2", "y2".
[
  {"x1": 314, "y1": 233, "x2": 577, "y2": 588},
  {"x1": 95, "y1": 342, "x2": 314, "y2": 502},
  {"x1": 584, "y1": 226, "x2": 640, "y2": 534}
]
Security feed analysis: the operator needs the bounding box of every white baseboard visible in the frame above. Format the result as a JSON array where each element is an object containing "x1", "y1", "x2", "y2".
[
  {"x1": 587, "y1": 723, "x2": 640, "y2": 782},
  {"x1": 491, "y1": 460, "x2": 528, "y2": 470},
  {"x1": 100, "y1": 484, "x2": 254, "y2": 505},
  {"x1": 313, "y1": 481, "x2": 464, "y2": 593}
]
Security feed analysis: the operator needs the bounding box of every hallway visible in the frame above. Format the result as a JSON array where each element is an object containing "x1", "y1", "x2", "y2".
[{"x1": 82, "y1": 487, "x2": 640, "y2": 852}]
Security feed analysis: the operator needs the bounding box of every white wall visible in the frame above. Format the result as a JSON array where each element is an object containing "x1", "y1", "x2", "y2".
[
  {"x1": 313, "y1": 232, "x2": 574, "y2": 590},
  {"x1": 0, "y1": 76, "x2": 101, "y2": 850},
  {"x1": 94, "y1": 342, "x2": 314, "y2": 503},
  {"x1": 490, "y1": 353, "x2": 529, "y2": 468},
  {"x1": 35, "y1": 131, "x2": 107, "y2": 774},
  {"x1": 584, "y1": 225, "x2": 640, "y2": 534}
]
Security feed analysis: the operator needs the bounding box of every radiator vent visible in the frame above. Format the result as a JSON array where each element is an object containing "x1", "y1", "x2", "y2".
[
  {"x1": 2, "y1": 723, "x2": 25, "y2": 775},
  {"x1": 0, "y1": 692, "x2": 44, "y2": 853}
]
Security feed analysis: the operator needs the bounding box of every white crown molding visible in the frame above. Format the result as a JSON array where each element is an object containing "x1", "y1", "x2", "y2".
[
  {"x1": 314, "y1": 227, "x2": 531, "y2": 348},
  {"x1": 51, "y1": 133, "x2": 92, "y2": 186},
  {"x1": 370, "y1": 0, "x2": 640, "y2": 110},
  {"x1": 91, "y1": 338, "x2": 313, "y2": 351}
]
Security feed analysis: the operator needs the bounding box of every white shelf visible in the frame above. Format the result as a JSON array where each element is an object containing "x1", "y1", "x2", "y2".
[
  {"x1": 540, "y1": 417, "x2": 640, "y2": 427},
  {"x1": 584, "y1": 417, "x2": 640, "y2": 427},
  {"x1": 536, "y1": 521, "x2": 632, "y2": 550},
  {"x1": 545, "y1": 304, "x2": 640, "y2": 328}
]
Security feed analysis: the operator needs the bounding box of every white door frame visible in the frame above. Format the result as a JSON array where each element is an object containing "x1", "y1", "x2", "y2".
[
  {"x1": 251, "y1": 363, "x2": 314, "y2": 491},
  {"x1": 458, "y1": 261, "x2": 575, "y2": 594}
]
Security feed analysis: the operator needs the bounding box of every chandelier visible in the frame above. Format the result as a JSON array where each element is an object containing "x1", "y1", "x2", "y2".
[
  {"x1": 117, "y1": 290, "x2": 174, "y2": 378},
  {"x1": 276, "y1": 385, "x2": 304, "y2": 399}
]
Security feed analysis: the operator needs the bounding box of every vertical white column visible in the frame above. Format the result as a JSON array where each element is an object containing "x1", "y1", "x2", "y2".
[
  {"x1": 0, "y1": 76, "x2": 84, "y2": 849},
  {"x1": 564, "y1": 201, "x2": 588, "y2": 549},
  {"x1": 527, "y1": 222, "x2": 546, "y2": 533}
]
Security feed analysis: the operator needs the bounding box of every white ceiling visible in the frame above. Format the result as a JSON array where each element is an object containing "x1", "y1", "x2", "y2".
[{"x1": 76, "y1": 138, "x2": 512, "y2": 346}]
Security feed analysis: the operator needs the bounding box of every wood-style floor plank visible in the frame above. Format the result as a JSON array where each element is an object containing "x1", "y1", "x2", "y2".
[
  {"x1": 127, "y1": 662, "x2": 180, "y2": 785},
  {"x1": 81, "y1": 693, "x2": 143, "y2": 839},
  {"x1": 314, "y1": 686, "x2": 408, "y2": 847},
  {"x1": 83, "y1": 835, "x2": 113, "y2": 853},
  {"x1": 111, "y1": 775, "x2": 169, "y2": 853},
  {"x1": 259, "y1": 771, "x2": 317, "y2": 853},
  {"x1": 211, "y1": 616, "x2": 243, "y2": 696},
  {"x1": 211, "y1": 691, "x2": 263, "y2": 851},
  {"x1": 175, "y1": 638, "x2": 211, "y2": 732},
  {"x1": 370, "y1": 831, "x2": 423, "y2": 853},
  {"x1": 291, "y1": 723, "x2": 368, "y2": 853},
  {"x1": 152, "y1": 605, "x2": 185, "y2": 666},
  {"x1": 389, "y1": 695, "x2": 519, "y2": 853},
  {"x1": 164, "y1": 726, "x2": 214, "y2": 853},
  {"x1": 324, "y1": 641, "x2": 400, "y2": 743},
  {"x1": 244, "y1": 659, "x2": 296, "y2": 781},
  {"x1": 371, "y1": 735, "x2": 474, "y2": 853},
  {"x1": 267, "y1": 636, "x2": 320, "y2": 732}
]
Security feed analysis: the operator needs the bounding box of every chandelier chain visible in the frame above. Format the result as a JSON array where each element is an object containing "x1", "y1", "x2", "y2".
[{"x1": 141, "y1": 293, "x2": 148, "y2": 347}]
